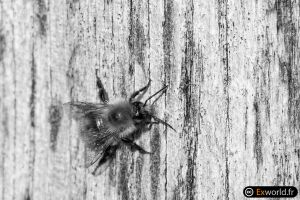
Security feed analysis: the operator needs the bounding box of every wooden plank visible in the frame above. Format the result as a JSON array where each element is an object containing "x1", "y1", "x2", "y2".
[{"x1": 1, "y1": 0, "x2": 300, "y2": 200}]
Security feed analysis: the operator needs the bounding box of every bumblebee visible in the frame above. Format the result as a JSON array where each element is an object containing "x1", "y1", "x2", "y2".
[{"x1": 65, "y1": 69, "x2": 174, "y2": 175}]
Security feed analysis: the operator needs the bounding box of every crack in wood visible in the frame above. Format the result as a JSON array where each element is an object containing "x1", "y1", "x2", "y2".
[
  {"x1": 49, "y1": 104, "x2": 62, "y2": 152},
  {"x1": 135, "y1": 154, "x2": 144, "y2": 199},
  {"x1": 28, "y1": 45, "x2": 36, "y2": 200},
  {"x1": 0, "y1": 31, "x2": 5, "y2": 62},
  {"x1": 180, "y1": 1, "x2": 199, "y2": 200},
  {"x1": 118, "y1": 151, "x2": 130, "y2": 200},
  {"x1": 36, "y1": 0, "x2": 47, "y2": 36},
  {"x1": 274, "y1": 0, "x2": 300, "y2": 185},
  {"x1": 66, "y1": 46, "x2": 79, "y2": 100},
  {"x1": 128, "y1": 0, "x2": 147, "y2": 76},
  {"x1": 218, "y1": 0, "x2": 230, "y2": 199},
  {"x1": 24, "y1": 188, "x2": 31, "y2": 200},
  {"x1": 1, "y1": 68, "x2": 8, "y2": 200},
  {"x1": 253, "y1": 98, "x2": 263, "y2": 172},
  {"x1": 150, "y1": 127, "x2": 161, "y2": 200},
  {"x1": 162, "y1": 1, "x2": 175, "y2": 199},
  {"x1": 30, "y1": 47, "x2": 37, "y2": 128},
  {"x1": 276, "y1": 0, "x2": 300, "y2": 133}
]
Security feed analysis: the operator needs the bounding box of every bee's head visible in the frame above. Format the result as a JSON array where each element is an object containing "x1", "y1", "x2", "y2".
[
  {"x1": 131, "y1": 101, "x2": 152, "y2": 124},
  {"x1": 131, "y1": 99, "x2": 175, "y2": 131},
  {"x1": 128, "y1": 85, "x2": 175, "y2": 131}
]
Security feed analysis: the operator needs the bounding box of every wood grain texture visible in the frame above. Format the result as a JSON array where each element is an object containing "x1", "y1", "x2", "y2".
[{"x1": 1, "y1": 0, "x2": 300, "y2": 200}]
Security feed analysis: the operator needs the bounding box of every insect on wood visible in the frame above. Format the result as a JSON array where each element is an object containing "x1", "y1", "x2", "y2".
[{"x1": 64, "y1": 69, "x2": 175, "y2": 175}]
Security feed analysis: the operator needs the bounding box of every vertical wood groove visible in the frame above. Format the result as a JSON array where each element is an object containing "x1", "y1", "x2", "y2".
[{"x1": 218, "y1": 0, "x2": 230, "y2": 199}]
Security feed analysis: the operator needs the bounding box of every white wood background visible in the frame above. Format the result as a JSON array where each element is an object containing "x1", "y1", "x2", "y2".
[{"x1": 0, "y1": 0, "x2": 300, "y2": 199}]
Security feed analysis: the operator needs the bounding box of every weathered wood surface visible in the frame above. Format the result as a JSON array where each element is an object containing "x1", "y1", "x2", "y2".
[{"x1": 1, "y1": 0, "x2": 300, "y2": 199}]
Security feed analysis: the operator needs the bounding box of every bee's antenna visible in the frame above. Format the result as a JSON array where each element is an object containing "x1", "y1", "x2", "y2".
[
  {"x1": 143, "y1": 85, "x2": 168, "y2": 106},
  {"x1": 151, "y1": 91, "x2": 165, "y2": 106},
  {"x1": 151, "y1": 115, "x2": 176, "y2": 132}
]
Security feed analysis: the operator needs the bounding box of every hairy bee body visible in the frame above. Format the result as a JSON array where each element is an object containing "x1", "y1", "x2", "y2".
[
  {"x1": 66, "y1": 73, "x2": 174, "y2": 175},
  {"x1": 70, "y1": 101, "x2": 142, "y2": 146}
]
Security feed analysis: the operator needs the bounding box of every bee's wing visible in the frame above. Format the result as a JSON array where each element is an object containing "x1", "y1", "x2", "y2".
[
  {"x1": 84, "y1": 144, "x2": 111, "y2": 175},
  {"x1": 64, "y1": 102, "x2": 118, "y2": 175},
  {"x1": 64, "y1": 102, "x2": 106, "y2": 119},
  {"x1": 86, "y1": 144, "x2": 118, "y2": 176},
  {"x1": 64, "y1": 101, "x2": 110, "y2": 145}
]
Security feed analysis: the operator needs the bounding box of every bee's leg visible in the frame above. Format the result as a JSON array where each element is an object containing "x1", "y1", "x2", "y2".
[
  {"x1": 143, "y1": 85, "x2": 168, "y2": 106},
  {"x1": 121, "y1": 138, "x2": 152, "y2": 154},
  {"x1": 92, "y1": 145, "x2": 118, "y2": 175},
  {"x1": 98, "y1": 145, "x2": 118, "y2": 165},
  {"x1": 151, "y1": 115, "x2": 176, "y2": 132},
  {"x1": 95, "y1": 69, "x2": 109, "y2": 103},
  {"x1": 129, "y1": 79, "x2": 151, "y2": 102}
]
